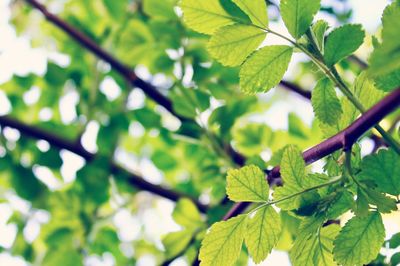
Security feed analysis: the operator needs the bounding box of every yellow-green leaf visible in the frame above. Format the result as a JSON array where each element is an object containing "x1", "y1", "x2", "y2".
[
  {"x1": 311, "y1": 78, "x2": 342, "y2": 126},
  {"x1": 199, "y1": 215, "x2": 247, "y2": 266},
  {"x1": 180, "y1": 0, "x2": 235, "y2": 34},
  {"x1": 207, "y1": 25, "x2": 266, "y2": 66},
  {"x1": 226, "y1": 165, "x2": 269, "y2": 202},
  {"x1": 232, "y1": 0, "x2": 268, "y2": 28},
  {"x1": 333, "y1": 212, "x2": 385, "y2": 266},
  {"x1": 280, "y1": 0, "x2": 321, "y2": 39},
  {"x1": 240, "y1": 45, "x2": 293, "y2": 94},
  {"x1": 245, "y1": 206, "x2": 281, "y2": 263},
  {"x1": 324, "y1": 24, "x2": 365, "y2": 67}
]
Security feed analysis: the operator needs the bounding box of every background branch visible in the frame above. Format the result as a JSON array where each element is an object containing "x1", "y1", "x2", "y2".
[{"x1": 0, "y1": 115, "x2": 208, "y2": 212}]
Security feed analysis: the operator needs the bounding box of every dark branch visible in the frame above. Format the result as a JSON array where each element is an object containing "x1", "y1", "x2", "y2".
[
  {"x1": 0, "y1": 115, "x2": 208, "y2": 212},
  {"x1": 279, "y1": 80, "x2": 311, "y2": 100},
  {"x1": 224, "y1": 88, "x2": 400, "y2": 220}
]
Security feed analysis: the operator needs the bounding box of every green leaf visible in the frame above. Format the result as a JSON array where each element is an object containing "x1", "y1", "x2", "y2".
[
  {"x1": 172, "y1": 199, "x2": 203, "y2": 229},
  {"x1": 311, "y1": 78, "x2": 342, "y2": 126},
  {"x1": 232, "y1": 123, "x2": 273, "y2": 157},
  {"x1": 324, "y1": 24, "x2": 365, "y2": 66},
  {"x1": 312, "y1": 20, "x2": 329, "y2": 52},
  {"x1": 291, "y1": 224, "x2": 340, "y2": 266},
  {"x1": 226, "y1": 165, "x2": 269, "y2": 202},
  {"x1": 389, "y1": 232, "x2": 400, "y2": 249},
  {"x1": 279, "y1": 145, "x2": 306, "y2": 189},
  {"x1": 374, "y1": 68, "x2": 400, "y2": 92},
  {"x1": 143, "y1": 0, "x2": 177, "y2": 20},
  {"x1": 103, "y1": 0, "x2": 127, "y2": 19},
  {"x1": 353, "y1": 72, "x2": 385, "y2": 110},
  {"x1": 162, "y1": 230, "x2": 193, "y2": 259},
  {"x1": 273, "y1": 145, "x2": 306, "y2": 210},
  {"x1": 207, "y1": 25, "x2": 266, "y2": 66},
  {"x1": 360, "y1": 187, "x2": 398, "y2": 213},
  {"x1": 43, "y1": 248, "x2": 83, "y2": 266},
  {"x1": 245, "y1": 206, "x2": 281, "y2": 263},
  {"x1": 199, "y1": 215, "x2": 247, "y2": 266},
  {"x1": 354, "y1": 187, "x2": 369, "y2": 217},
  {"x1": 180, "y1": 0, "x2": 235, "y2": 34},
  {"x1": 333, "y1": 212, "x2": 385, "y2": 266},
  {"x1": 359, "y1": 149, "x2": 400, "y2": 196},
  {"x1": 239, "y1": 45, "x2": 293, "y2": 94},
  {"x1": 232, "y1": 0, "x2": 268, "y2": 28},
  {"x1": 117, "y1": 20, "x2": 155, "y2": 65},
  {"x1": 280, "y1": 0, "x2": 321, "y2": 39},
  {"x1": 369, "y1": 1, "x2": 400, "y2": 76},
  {"x1": 325, "y1": 191, "x2": 354, "y2": 219},
  {"x1": 391, "y1": 252, "x2": 400, "y2": 266}
]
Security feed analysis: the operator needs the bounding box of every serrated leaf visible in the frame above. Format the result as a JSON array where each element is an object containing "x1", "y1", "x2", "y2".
[
  {"x1": 280, "y1": 145, "x2": 306, "y2": 188},
  {"x1": 369, "y1": 1, "x2": 400, "y2": 76},
  {"x1": 232, "y1": 0, "x2": 268, "y2": 28},
  {"x1": 333, "y1": 212, "x2": 385, "y2": 266},
  {"x1": 280, "y1": 0, "x2": 321, "y2": 39},
  {"x1": 240, "y1": 45, "x2": 293, "y2": 94},
  {"x1": 359, "y1": 149, "x2": 400, "y2": 196},
  {"x1": 353, "y1": 72, "x2": 385, "y2": 109},
  {"x1": 172, "y1": 199, "x2": 203, "y2": 229},
  {"x1": 180, "y1": 0, "x2": 235, "y2": 34},
  {"x1": 324, "y1": 24, "x2": 365, "y2": 66},
  {"x1": 311, "y1": 78, "x2": 342, "y2": 125},
  {"x1": 291, "y1": 224, "x2": 340, "y2": 266},
  {"x1": 199, "y1": 215, "x2": 247, "y2": 266},
  {"x1": 226, "y1": 165, "x2": 269, "y2": 202},
  {"x1": 312, "y1": 20, "x2": 329, "y2": 52},
  {"x1": 207, "y1": 25, "x2": 266, "y2": 66},
  {"x1": 245, "y1": 206, "x2": 281, "y2": 263},
  {"x1": 361, "y1": 187, "x2": 398, "y2": 213},
  {"x1": 374, "y1": 68, "x2": 400, "y2": 92},
  {"x1": 273, "y1": 145, "x2": 306, "y2": 210}
]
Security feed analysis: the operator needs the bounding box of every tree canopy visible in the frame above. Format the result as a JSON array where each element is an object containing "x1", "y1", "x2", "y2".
[{"x1": 0, "y1": 0, "x2": 399, "y2": 265}]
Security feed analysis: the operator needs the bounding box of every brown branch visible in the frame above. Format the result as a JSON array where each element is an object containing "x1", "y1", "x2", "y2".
[
  {"x1": 0, "y1": 115, "x2": 208, "y2": 212},
  {"x1": 223, "y1": 88, "x2": 400, "y2": 221}
]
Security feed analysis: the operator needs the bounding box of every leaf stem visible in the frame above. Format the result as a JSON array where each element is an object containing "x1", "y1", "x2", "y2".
[
  {"x1": 297, "y1": 32, "x2": 400, "y2": 154},
  {"x1": 248, "y1": 175, "x2": 342, "y2": 216}
]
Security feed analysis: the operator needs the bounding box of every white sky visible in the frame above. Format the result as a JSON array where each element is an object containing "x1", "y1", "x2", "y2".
[{"x1": 0, "y1": 0, "x2": 398, "y2": 265}]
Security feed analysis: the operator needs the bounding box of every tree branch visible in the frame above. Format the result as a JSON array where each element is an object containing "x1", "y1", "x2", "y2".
[
  {"x1": 25, "y1": 0, "x2": 181, "y2": 120},
  {"x1": 25, "y1": 0, "x2": 250, "y2": 167},
  {"x1": 223, "y1": 88, "x2": 400, "y2": 220},
  {"x1": 0, "y1": 115, "x2": 208, "y2": 212}
]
